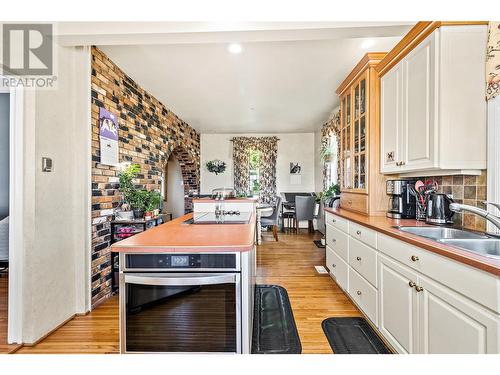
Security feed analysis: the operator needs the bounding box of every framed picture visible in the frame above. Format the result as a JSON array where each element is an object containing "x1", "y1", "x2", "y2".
[
  {"x1": 289, "y1": 162, "x2": 301, "y2": 174},
  {"x1": 99, "y1": 107, "x2": 119, "y2": 166}
]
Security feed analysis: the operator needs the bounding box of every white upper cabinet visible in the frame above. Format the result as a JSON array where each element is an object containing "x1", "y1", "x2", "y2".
[
  {"x1": 380, "y1": 61, "x2": 403, "y2": 173},
  {"x1": 380, "y1": 25, "x2": 487, "y2": 175}
]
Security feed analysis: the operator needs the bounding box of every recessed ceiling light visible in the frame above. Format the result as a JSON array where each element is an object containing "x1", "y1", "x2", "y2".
[
  {"x1": 228, "y1": 43, "x2": 243, "y2": 54},
  {"x1": 361, "y1": 39, "x2": 375, "y2": 49}
]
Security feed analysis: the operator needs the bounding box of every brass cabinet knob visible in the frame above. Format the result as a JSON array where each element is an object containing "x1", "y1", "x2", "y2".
[
  {"x1": 411, "y1": 255, "x2": 419, "y2": 262},
  {"x1": 356, "y1": 256, "x2": 362, "y2": 261},
  {"x1": 348, "y1": 200, "x2": 353, "y2": 205},
  {"x1": 356, "y1": 290, "x2": 362, "y2": 295},
  {"x1": 415, "y1": 286, "x2": 424, "y2": 292},
  {"x1": 395, "y1": 161, "x2": 400, "y2": 166},
  {"x1": 409, "y1": 281, "x2": 416, "y2": 288},
  {"x1": 356, "y1": 230, "x2": 361, "y2": 235},
  {"x1": 400, "y1": 161, "x2": 406, "y2": 166}
]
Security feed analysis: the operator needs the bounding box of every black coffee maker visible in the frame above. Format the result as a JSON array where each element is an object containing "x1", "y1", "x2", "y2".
[
  {"x1": 425, "y1": 193, "x2": 455, "y2": 225},
  {"x1": 386, "y1": 180, "x2": 416, "y2": 219}
]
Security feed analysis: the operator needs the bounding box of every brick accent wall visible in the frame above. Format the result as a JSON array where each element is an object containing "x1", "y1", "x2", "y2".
[{"x1": 90, "y1": 47, "x2": 200, "y2": 306}]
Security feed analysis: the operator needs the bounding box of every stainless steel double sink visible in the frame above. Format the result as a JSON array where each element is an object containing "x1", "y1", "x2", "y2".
[{"x1": 393, "y1": 226, "x2": 500, "y2": 260}]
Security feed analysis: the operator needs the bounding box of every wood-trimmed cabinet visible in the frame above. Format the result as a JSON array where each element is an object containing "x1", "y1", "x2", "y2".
[
  {"x1": 336, "y1": 53, "x2": 387, "y2": 216},
  {"x1": 378, "y1": 23, "x2": 487, "y2": 176}
]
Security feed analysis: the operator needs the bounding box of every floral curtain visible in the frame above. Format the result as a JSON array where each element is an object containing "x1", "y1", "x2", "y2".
[
  {"x1": 232, "y1": 136, "x2": 279, "y2": 203},
  {"x1": 487, "y1": 22, "x2": 500, "y2": 101},
  {"x1": 321, "y1": 109, "x2": 341, "y2": 191}
]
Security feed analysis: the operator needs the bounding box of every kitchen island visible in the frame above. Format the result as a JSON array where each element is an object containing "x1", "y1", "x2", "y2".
[{"x1": 111, "y1": 212, "x2": 256, "y2": 354}]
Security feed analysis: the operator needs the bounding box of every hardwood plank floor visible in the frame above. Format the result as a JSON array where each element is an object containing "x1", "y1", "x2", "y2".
[
  {"x1": 257, "y1": 230, "x2": 361, "y2": 353},
  {"x1": 16, "y1": 230, "x2": 360, "y2": 354},
  {"x1": 0, "y1": 274, "x2": 23, "y2": 354}
]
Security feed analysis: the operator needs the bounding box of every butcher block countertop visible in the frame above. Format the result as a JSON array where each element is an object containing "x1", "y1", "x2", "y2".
[
  {"x1": 111, "y1": 213, "x2": 255, "y2": 253},
  {"x1": 325, "y1": 207, "x2": 500, "y2": 276}
]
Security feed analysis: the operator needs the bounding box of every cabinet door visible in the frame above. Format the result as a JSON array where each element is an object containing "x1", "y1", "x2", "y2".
[
  {"x1": 378, "y1": 254, "x2": 419, "y2": 353},
  {"x1": 418, "y1": 275, "x2": 499, "y2": 354},
  {"x1": 402, "y1": 32, "x2": 436, "y2": 171},
  {"x1": 380, "y1": 61, "x2": 403, "y2": 173}
]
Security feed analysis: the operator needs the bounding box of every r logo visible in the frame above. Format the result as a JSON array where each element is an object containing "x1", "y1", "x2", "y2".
[{"x1": 2, "y1": 24, "x2": 53, "y2": 76}]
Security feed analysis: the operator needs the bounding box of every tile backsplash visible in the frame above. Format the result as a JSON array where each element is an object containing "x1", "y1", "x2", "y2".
[{"x1": 416, "y1": 171, "x2": 487, "y2": 231}]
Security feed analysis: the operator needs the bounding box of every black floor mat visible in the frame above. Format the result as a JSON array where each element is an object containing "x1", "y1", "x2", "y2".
[
  {"x1": 252, "y1": 285, "x2": 301, "y2": 354},
  {"x1": 322, "y1": 317, "x2": 391, "y2": 354},
  {"x1": 313, "y1": 240, "x2": 325, "y2": 248}
]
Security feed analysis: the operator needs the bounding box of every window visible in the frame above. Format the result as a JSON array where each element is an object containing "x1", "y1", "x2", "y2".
[
  {"x1": 324, "y1": 133, "x2": 339, "y2": 189},
  {"x1": 249, "y1": 149, "x2": 261, "y2": 197}
]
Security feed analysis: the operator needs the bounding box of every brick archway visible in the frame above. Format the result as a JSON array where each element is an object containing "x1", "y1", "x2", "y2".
[{"x1": 170, "y1": 145, "x2": 200, "y2": 213}]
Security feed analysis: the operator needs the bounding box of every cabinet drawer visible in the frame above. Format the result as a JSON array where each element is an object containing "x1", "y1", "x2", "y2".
[
  {"x1": 326, "y1": 246, "x2": 349, "y2": 291},
  {"x1": 340, "y1": 192, "x2": 368, "y2": 214},
  {"x1": 349, "y1": 237, "x2": 378, "y2": 287},
  {"x1": 325, "y1": 211, "x2": 349, "y2": 233},
  {"x1": 349, "y1": 222, "x2": 377, "y2": 248},
  {"x1": 378, "y1": 233, "x2": 500, "y2": 313},
  {"x1": 326, "y1": 225, "x2": 349, "y2": 261},
  {"x1": 349, "y1": 268, "x2": 378, "y2": 325}
]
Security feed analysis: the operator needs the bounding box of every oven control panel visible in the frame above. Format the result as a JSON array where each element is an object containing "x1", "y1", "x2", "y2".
[{"x1": 125, "y1": 253, "x2": 238, "y2": 270}]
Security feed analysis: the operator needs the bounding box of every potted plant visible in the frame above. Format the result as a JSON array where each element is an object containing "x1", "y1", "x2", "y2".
[
  {"x1": 144, "y1": 191, "x2": 162, "y2": 220},
  {"x1": 118, "y1": 164, "x2": 141, "y2": 218},
  {"x1": 130, "y1": 189, "x2": 148, "y2": 219}
]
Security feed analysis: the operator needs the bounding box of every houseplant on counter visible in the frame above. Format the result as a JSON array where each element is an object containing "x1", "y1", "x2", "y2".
[
  {"x1": 130, "y1": 189, "x2": 148, "y2": 219},
  {"x1": 117, "y1": 164, "x2": 141, "y2": 219},
  {"x1": 144, "y1": 191, "x2": 162, "y2": 220}
]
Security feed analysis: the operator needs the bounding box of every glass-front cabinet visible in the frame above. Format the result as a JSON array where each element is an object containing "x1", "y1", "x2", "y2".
[
  {"x1": 340, "y1": 71, "x2": 368, "y2": 193},
  {"x1": 336, "y1": 53, "x2": 387, "y2": 216}
]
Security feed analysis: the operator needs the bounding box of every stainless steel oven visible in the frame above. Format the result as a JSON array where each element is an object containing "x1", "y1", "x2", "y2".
[{"x1": 119, "y1": 252, "x2": 241, "y2": 354}]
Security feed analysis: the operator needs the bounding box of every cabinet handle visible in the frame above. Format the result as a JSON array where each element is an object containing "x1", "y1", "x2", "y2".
[
  {"x1": 331, "y1": 238, "x2": 337, "y2": 243},
  {"x1": 400, "y1": 161, "x2": 406, "y2": 166},
  {"x1": 348, "y1": 200, "x2": 353, "y2": 205},
  {"x1": 356, "y1": 290, "x2": 362, "y2": 296},
  {"x1": 408, "y1": 281, "x2": 416, "y2": 288},
  {"x1": 356, "y1": 230, "x2": 361, "y2": 235},
  {"x1": 411, "y1": 255, "x2": 419, "y2": 262},
  {"x1": 356, "y1": 256, "x2": 362, "y2": 261},
  {"x1": 332, "y1": 264, "x2": 336, "y2": 268},
  {"x1": 395, "y1": 161, "x2": 400, "y2": 166},
  {"x1": 415, "y1": 286, "x2": 424, "y2": 292},
  {"x1": 332, "y1": 218, "x2": 336, "y2": 223}
]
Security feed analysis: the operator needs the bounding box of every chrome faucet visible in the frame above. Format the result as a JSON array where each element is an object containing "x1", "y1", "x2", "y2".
[{"x1": 449, "y1": 201, "x2": 500, "y2": 232}]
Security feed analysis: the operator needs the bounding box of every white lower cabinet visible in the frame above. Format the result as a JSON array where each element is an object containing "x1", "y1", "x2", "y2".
[
  {"x1": 349, "y1": 268, "x2": 378, "y2": 326},
  {"x1": 326, "y1": 246, "x2": 349, "y2": 291},
  {"x1": 418, "y1": 274, "x2": 499, "y2": 354},
  {"x1": 325, "y1": 211, "x2": 500, "y2": 354},
  {"x1": 378, "y1": 254, "x2": 419, "y2": 354}
]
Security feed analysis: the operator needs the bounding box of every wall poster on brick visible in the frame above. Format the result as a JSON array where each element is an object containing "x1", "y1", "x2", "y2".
[{"x1": 99, "y1": 107, "x2": 119, "y2": 166}]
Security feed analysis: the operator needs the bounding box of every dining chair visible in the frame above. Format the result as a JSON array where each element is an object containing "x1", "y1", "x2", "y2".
[
  {"x1": 261, "y1": 197, "x2": 281, "y2": 241},
  {"x1": 294, "y1": 196, "x2": 316, "y2": 233}
]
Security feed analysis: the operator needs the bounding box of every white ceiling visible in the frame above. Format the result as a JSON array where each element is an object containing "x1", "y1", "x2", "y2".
[{"x1": 58, "y1": 22, "x2": 413, "y2": 133}]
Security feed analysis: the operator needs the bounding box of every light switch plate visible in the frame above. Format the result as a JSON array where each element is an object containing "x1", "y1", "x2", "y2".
[{"x1": 42, "y1": 157, "x2": 53, "y2": 172}]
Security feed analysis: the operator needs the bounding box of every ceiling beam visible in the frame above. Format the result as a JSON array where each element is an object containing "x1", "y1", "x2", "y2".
[{"x1": 55, "y1": 22, "x2": 414, "y2": 46}]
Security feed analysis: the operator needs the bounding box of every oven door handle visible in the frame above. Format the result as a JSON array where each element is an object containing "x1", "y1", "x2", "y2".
[{"x1": 124, "y1": 273, "x2": 237, "y2": 286}]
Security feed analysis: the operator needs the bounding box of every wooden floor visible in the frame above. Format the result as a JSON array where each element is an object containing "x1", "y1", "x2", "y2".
[
  {"x1": 15, "y1": 230, "x2": 360, "y2": 354},
  {"x1": 0, "y1": 274, "x2": 22, "y2": 354}
]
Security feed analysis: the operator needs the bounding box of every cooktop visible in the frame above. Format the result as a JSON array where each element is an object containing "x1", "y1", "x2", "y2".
[{"x1": 184, "y1": 211, "x2": 252, "y2": 225}]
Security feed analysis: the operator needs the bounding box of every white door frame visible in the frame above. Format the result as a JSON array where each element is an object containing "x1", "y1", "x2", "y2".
[
  {"x1": 2, "y1": 82, "x2": 25, "y2": 344},
  {"x1": 487, "y1": 95, "x2": 500, "y2": 234}
]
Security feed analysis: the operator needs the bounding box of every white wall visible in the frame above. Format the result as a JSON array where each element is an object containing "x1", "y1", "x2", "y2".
[
  {"x1": 0, "y1": 93, "x2": 9, "y2": 219},
  {"x1": 200, "y1": 133, "x2": 315, "y2": 195},
  {"x1": 15, "y1": 44, "x2": 91, "y2": 343},
  {"x1": 165, "y1": 156, "x2": 185, "y2": 219},
  {"x1": 314, "y1": 129, "x2": 323, "y2": 193}
]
